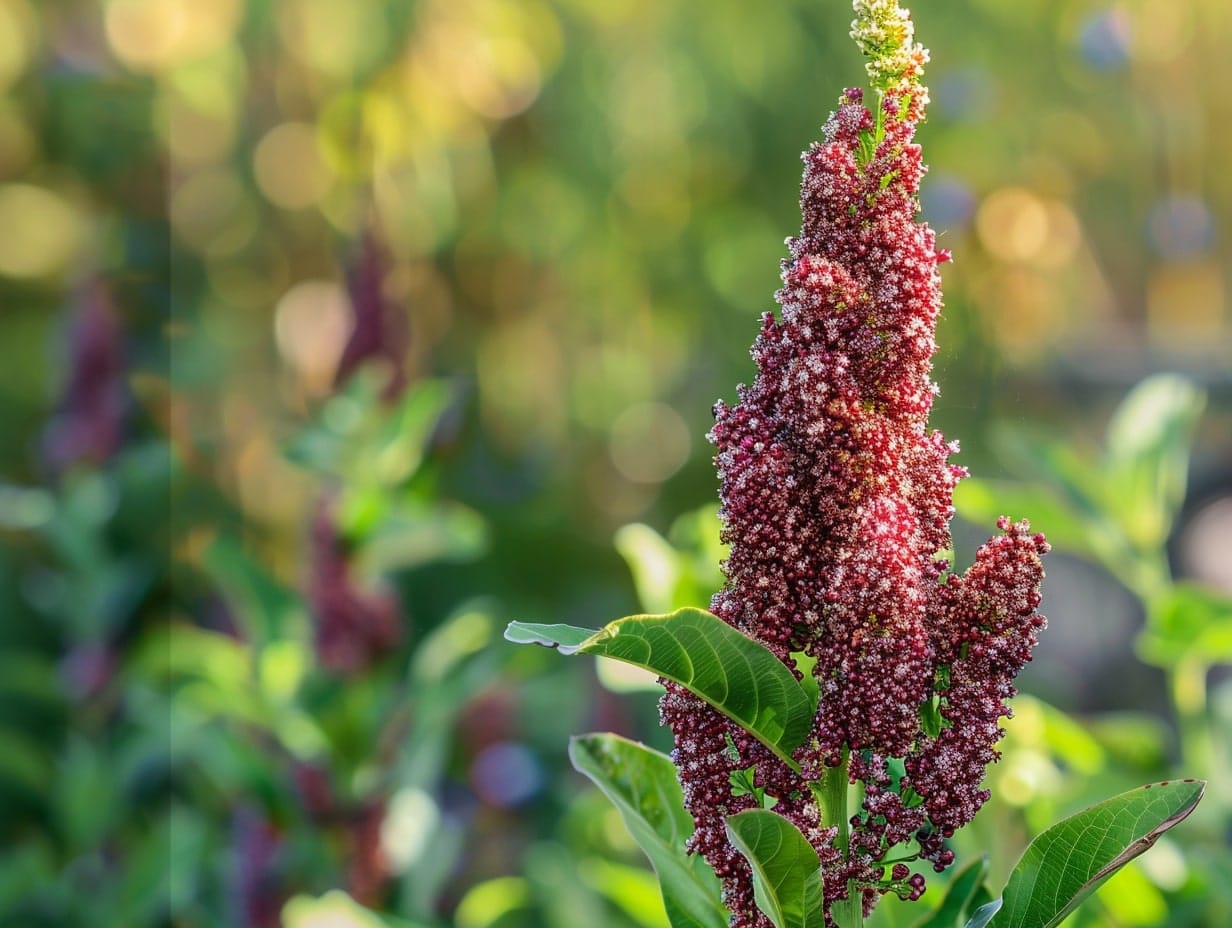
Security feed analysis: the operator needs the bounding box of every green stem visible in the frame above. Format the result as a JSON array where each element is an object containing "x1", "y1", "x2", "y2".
[{"x1": 820, "y1": 747, "x2": 863, "y2": 928}]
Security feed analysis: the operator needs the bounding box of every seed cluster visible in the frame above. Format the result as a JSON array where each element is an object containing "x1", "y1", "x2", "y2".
[{"x1": 661, "y1": 4, "x2": 1048, "y2": 925}]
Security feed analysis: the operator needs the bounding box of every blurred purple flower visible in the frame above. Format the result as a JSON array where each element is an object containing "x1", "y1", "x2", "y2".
[
  {"x1": 42, "y1": 279, "x2": 127, "y2": 473},
  {"x1": 334, "y1": 223, "x2": 410, "y2": 401},
  {"x1": 309, "y1": 496, "x2": 403, "y2": 674},
  {"x1": 232, "y1": 807, "x2": 285, "y2": 928},
  {"x1": 471, "y1": 741, "x2": 543, "y2": 808}
]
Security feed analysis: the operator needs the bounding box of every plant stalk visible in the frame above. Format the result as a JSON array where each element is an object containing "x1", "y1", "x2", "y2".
[{"x1": 821, "y1": 746, "x2": 863, "y2": 928}]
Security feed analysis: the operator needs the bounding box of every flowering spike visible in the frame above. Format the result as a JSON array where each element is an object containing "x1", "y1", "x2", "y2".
[
  {"x1": 851, "y1": 0, "x2": 930, "y2": 95},
  {"x1": 661, "y1": 2, "x2": 1048, "y2": 924}
]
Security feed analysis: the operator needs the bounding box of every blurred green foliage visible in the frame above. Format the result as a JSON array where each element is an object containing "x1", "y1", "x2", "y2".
[{"x1": 0, "y1": 0, "x2": 1229, "y2": 926}]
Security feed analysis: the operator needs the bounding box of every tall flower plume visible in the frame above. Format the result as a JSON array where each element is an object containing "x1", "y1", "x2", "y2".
[{"x1": 660, "y1": 3, "x2": 1049, "y2": 924}]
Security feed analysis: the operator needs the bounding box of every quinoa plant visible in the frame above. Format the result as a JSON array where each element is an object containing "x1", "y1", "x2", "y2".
[{"x1": 509, "y1": 4, "x2": 1203, "y2": 927}]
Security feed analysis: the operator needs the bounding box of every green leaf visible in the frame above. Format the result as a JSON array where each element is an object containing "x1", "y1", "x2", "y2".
[
  {"x1": 913, "y1": 857, "x2": 990, "y2": 928},
  {"x1": 283, "y1": 889, "x2": 428, "y2": 928},
  {"x1": 615, "y1": 523, "x2": 685, "y2": 616},
  {"x1": 569, "y1": 734, "x2": 729, "y2": 928},
  {"x1": 725, "y1": 810, "x2": 824, "y2": 928},
  {"x1": 507, "y1": 608, "x2": 813, "y2": 765},
  {"x1": 201, "y1": 535, "x2": 302, "y2": 644},
  {"x1": 1137, "y1": 582, "x2": 1232, "y2": 667},
  {"x1": 506, "y1": 622, "x2": 597, "y2": 653},
  {"x1": 983, "y1": 779, "x2": 1205, "y2": 928},
  {"x1": 1102, "y1": 374, "x2": 1204, "y2": 546},
  {"x1": 919, "y1": 695, "x2": 942, "y2": 740},
  {"x1": 963, "y1": 900, "x2": 1000, "y2": 928}
]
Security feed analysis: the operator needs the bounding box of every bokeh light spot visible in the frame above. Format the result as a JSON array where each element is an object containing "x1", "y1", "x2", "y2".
[
  {"x1": 1078, "y1": 7, "x2": 1132, "y2": 71},
  {"x1": 170, "y1": 169, "x2": 256, "y2": 257},
  {"x1": 1135, "y1": 0, "x2": 1193, "y2": 64},
  {"x1": 609, "y1": 402, "x2": 691, "y2": 485},
  {"x1": 470, "y1": 741, "x2": 542, "y2": 807},
  {"x1": 919, "y1": 173, "x2": 976, "y2": 232},
  {"x1": 976, "y1": 187, "x2": 1049, "y2": 263},
  {"x1": 164, "y1": 90, "x2": 237, "y2": 167},
  {"x1": 277, "y1": 0, "x2": 387, "y2": 80},
  {"x1": 455, "y1": 35, "x2": 542, "y2": 119},
  {"x1": 0, "y1": 0, "x2": 36, "y2": 93},
  {"x1": 282, "y1": 890, "x2": 387, "y2": 928},
  {"x1": 254, "y1": 122, "x2": 333, "y2": 210},
  {"x1": 273, "y1": 281, "x2": 352, "y2": 393},
  {"x1": 104, "y1": 0, "x2": 185, "y2": 71},
  {"x1": 0, "y1": 102, "x2": 34, "y2": 177},
  {"x1": 1178, "y1": 495, "x2": 1232, "y2": 595},
  {"x1": 1146, "y1": 261, "x2": 1224, "y2": 347},
  {"x1": 379, "y1": 787, "x2": 441, "y2": 874},
  {"x1": 0, "y1": 184, "x2": 83, "y2": 278},
  {"x1": 932, "y1": 67, "x2": 997, "y2": 123},
  {"x1": 1146, "y1": 195, "x2": 1214, "y2": 261}
]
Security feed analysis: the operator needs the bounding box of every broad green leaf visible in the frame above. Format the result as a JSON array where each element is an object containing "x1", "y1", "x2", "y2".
[
  {"x1": 913, "y1": 857, "x2": 989, "y2": 928},
  {"x1": 725, "y1": 809, "x2": 824, "y2": 928},
  {"x1": 569, "y1": 734, "x2": 729, "y2": 928},
  {"x1": 507, "y1": 608, "x2": 813, "y2": 764},
  {"x1": 984, "y1": 779, "x2": 1205, "y2": 928}
]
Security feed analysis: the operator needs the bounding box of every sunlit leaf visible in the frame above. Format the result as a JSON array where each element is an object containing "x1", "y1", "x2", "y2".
[
  {"x1": 507, "y1": 608, "x2": 813, "y2": 764},
  {"x1": 570, "y1": 733, "x2": 728, "y2": 928},
  {"x1": 284, "y1": 889, "x2": 428, "y2": 928},
  {"x1": 579, "y1": 857, "x2": 673, "y2": 928},
  {"x1": 725, "y1": 809, "x2": 824, "y2": 928},
  {"x1": 979, "y1": 779, "x2": 1205, "y2": 928},
  {"x1": 454, "y1": 877, "x2": 532, "y2": 928},
  {"x1": 615, "y1": 523, "x2": 684, "y2": 616}
]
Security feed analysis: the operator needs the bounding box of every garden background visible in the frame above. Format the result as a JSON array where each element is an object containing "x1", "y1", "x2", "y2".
[{"x1": 0, "y1": 0, "x2": 1229, "y2": 926}]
